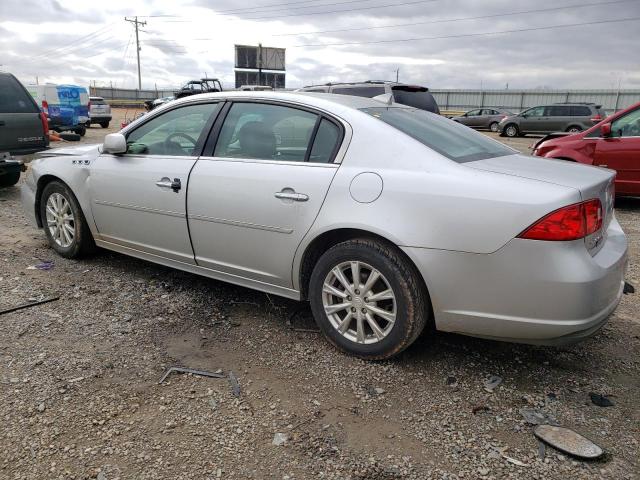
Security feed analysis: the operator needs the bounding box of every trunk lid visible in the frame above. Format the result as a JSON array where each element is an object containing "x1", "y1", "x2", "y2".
[{"x1": 468, "y1": 154, "x2": 616, "y2": 255}]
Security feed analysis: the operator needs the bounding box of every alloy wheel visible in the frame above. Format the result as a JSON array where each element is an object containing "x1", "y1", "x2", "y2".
[
  {"x1": 505, "y1": 125, "x2": 517, "y2": 137},
  {"x1": 45, "y1": 193, "x2": 75, "y2": 248},
  {"x1": 321, "y1": 261, "x2": 396, "y2": 344}
]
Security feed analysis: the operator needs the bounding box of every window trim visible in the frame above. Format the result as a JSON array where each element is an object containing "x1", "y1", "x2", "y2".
[
  {"x1": 201, "y1": 99, "x2": 346, "y2": 165},
  {"x1": 123, "y1": 100, "x2": 223, "y2": 158}
]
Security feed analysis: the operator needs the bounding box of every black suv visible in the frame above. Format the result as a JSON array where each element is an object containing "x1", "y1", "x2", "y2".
[
  {"x1": 297, "y1": 81, "x2": 440, "y2": 114},
  {"x1": 0, "y1": 73, "x2": 49, "y2": 187},
  {"x1": 498, "y1": 102, "x2": 607, "y2": 137}
]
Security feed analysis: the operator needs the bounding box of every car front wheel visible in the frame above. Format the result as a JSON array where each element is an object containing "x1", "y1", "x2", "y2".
[
  {"x1": 309, "y1": 238, "x2": 429, "y2": 360},
  {"x1": 40, "y1": 181, "x2": 96, "y2": 258},
  {"x1": 566, "y1": 125, "x2": 582, "y2": 133},
  {"x1": 504, "y1": 124, "x2": 519, "y2": 137}
]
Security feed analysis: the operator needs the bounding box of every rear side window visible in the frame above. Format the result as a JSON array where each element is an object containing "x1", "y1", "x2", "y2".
[
  {"x1": 309, "y1": 119, "x2": 341, "y2": 163},
  {"x1": 392, "y1": 87, "x2": 440, "y2": 114},
  {"x1": 0, "y1": 76, "x2": 39, "y2": 114},
  {"x1": 304, "y1": 88, "x2": 328, "y2": 93},
  {"x1": 362, "y1": 107, "x2": 516, "y2": 163},
  {"x1": 545, "y1": 106, "x2": 570, "y2": 116},
  {"x1": 570, "y1": 106, "x2": 591, "y2": 116},
  {"x1": 332, "y1": 86, "x2": 385, "y2": 97}
]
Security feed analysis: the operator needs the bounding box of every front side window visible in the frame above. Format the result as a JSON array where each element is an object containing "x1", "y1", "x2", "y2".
[
  {"x1": 126, "y1": 103, "x2": 219, "y2": 156},
  {"x1": 214, "y1": 103, "x2": 318, "y2": 162},
  {"x1": 361, "y1": 107, "x2": 516, "y2": 163},
  {"x1": 523, "y1": 106, "x2": 545, "y2": 117},
  {"x1": 611, "y1": 107, "x2": 640, "y2": 137}
]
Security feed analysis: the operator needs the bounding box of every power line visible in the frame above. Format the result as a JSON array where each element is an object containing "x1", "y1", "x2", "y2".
[
  {"x1": 214, "y1": 0, "x2": 373, "y2": 14},
  {"x1": 238, "y1": 0, "x2": 440, "y2": 20},
  {"x1": 293, "y1": 16, "x2": 640, "y2": 46},
  {"x1": 275, "y1": 0, "x2": 636, "y2": 36},
  {"x1": 217, "y1": 0, "x2": 382, "y2": 16},
  {"x1": 27, "y1": 24, "x2": 115, "y2": 61}
]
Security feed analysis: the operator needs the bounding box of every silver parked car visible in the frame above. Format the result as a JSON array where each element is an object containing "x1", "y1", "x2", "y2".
[
  {"x1": 22, "y1": 92, "x2": 628, "y2": 359},
  {"x1": 451, "y1": 108, "x2": 513, "y2": 132},
  {"x1": 88, "y1": 96, "x2": 112, "y2": 128}
]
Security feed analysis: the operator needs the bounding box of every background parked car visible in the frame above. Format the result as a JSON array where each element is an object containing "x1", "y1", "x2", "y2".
[
  {"x1": 174, "y1": 78, "x2": 222, "y2": 99},
  {"x1": 533, "y1": 101, "x2": 640, "y2": 196},
  {"x1": 26, "y1": 83, "x2": 90, "y2": 136},
  {"x1": 0, "y1": 72, "x2": 49, "y2": 187},
  {"x1": 499, "y1": 102, "x2": 607, "y2": 137},
  {"x1": 298, "y1": 81, "x2": 440, "y2": 114},
  {"x1": 451, "y1": 108, "x2": 513, "y2": 132},
  {"x1": 87, "y1": 96, "x2": 112, "y2": 128}
]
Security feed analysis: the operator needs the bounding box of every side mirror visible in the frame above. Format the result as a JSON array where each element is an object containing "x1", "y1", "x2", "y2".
[
  {"x1": 600, "y1": 122, "x2": 612, "y2": 137},
  {"x1": 103, "y1": 133, "x2": 127, "y2": 154}
]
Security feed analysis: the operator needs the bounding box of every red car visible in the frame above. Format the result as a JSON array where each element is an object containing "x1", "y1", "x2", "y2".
[{"x1": 533, "y1": 101, "x2": 640, "y2": 196}]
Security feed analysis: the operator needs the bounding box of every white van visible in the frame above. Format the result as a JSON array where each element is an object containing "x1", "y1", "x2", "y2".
[{"x1": 25, "y1": 83, "x2": 90, "y2": 136}]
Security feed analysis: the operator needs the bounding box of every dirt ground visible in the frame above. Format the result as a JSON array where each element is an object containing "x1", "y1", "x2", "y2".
[{"x1": 1, "y1": 108, "x2": 639, "y2": 479}]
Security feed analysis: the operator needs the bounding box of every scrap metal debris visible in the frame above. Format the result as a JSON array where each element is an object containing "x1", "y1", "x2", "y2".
[
  {"x1": 27, "y1": 260, "x2": 54, "y2": 271},
  {"x1": 623, "y1": 281, "x2": 635, "y2": 294},
  {"x1": 519, "y1": 408, "x2": 560, "y2": 426},
  {"x1": 537, "y1": 440, "x2": 546, "y2": 460},
  {"x1": 589, "y1": 392, "x2": 615, "y2": 407},
  {"x1": 0, "y1": 296, "x2": 60, "y2": 316},
  {"x1": 534, "y1": 424, "x2": 604, "y2": 459},
  {"x1": 228, "y1": 371, "x2": 241, "y2": 397},
  {"x1": 159, "y1": 367, "x2": 226, "y2": 384},
  {"x1": 483, "y1": 375, "x2": 502, "y2": 392}
]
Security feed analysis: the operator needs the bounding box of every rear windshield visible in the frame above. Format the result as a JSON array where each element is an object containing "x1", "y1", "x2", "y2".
[
  {"x1": 0, "y1": 76, "x2": 39, "y2": 114},
  {"x1": 361, "y1": 107, "x2": 516, "y2": 163},
  {"x1": 91, "y1": 98, "x2": 107, "y2": 105},
  {"x1": 391, "y1": 86, "x2": 440, "y2": 114},
  {"x1": 332, "y1": 86, "x2": 385, "y2": 97}
]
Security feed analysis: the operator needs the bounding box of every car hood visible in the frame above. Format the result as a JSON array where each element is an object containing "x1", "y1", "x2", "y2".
[
  {"x1": 37, "y1": 144, "x2": 101, "y2": 158},
  {"x1": 467, "y1": 154, "x2": 614, "y2": 198}
]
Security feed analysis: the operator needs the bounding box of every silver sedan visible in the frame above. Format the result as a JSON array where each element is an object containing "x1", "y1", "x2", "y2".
[{"x1": 22, "y1": 92, "x2": 628, "y2": 359}]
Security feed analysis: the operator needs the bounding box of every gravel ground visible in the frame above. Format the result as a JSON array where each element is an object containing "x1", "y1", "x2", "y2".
[{"x1": 1, "y1": 109, "x2": 638, "y2": 479}]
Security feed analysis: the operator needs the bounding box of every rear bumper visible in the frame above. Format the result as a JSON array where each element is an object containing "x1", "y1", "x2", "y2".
[
  {"x1": 402, "y1": 217, "x2": 628, "y2": 346},
  {"x1": 89, "y1": 114, "x2": 112, "y2": 123}
]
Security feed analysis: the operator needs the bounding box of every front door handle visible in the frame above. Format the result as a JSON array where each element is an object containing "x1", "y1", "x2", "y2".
[
  {"x1": 274, "y1": 190, "x2": 309, "y2": 202},
  {"x1": 156, "y1": 177, "x2": 181, "y2": 192}
]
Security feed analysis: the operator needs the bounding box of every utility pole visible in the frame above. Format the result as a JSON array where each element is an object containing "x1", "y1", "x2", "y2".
[
  {"x1": 257, "y1": 43, "x2": 263, "y2": 86},
  {"x1": 395, "y1": 68, "x2": 399, "y2": 83},
  {"x1": 125, "y1": 16, "x2": 146, "y2": 90}
]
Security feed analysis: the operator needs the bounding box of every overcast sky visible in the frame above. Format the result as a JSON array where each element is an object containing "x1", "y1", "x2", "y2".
[{"x1": 1, "y1": 0, "x2": 639, "y2": 90}]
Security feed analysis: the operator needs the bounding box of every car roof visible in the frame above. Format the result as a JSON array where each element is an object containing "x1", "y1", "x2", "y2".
[{"x1": 170, "y1": 90, "x2": 405, "y2": 112}]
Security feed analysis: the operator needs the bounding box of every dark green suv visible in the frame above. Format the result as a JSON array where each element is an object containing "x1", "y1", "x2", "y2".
[
  {"x1": 498, "y1": 102, "x2": 607, "y2": 138},
  {"x1": 0, "y1": 72, "x2": 49, "y2": 187}
]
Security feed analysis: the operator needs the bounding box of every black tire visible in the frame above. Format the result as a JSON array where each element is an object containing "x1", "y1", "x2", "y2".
[
  {"x1": 0, "y1": 171, "x2": 21, "y2": 188},
  {"x1": 566, "y1": 125, "x2": 582, "y2": 133},
  {"x1": 85, "y1": 121, "x2": 91, "y2": 128},
  {"x1": 309, "y1": 238, "x2": 429, "y2": 360},
  {"x1": 489, "y1": 122, "x2": 499, "y2": 132},
  {"x1": 100, "y1": 122, "x2": 109, "y2": 128},
  {"x1": 39, "y1": 181, "x2": 96, "y2": 258},
  {"x1": 74, "y1": 126, "x2": 86, "y2": 136},
  {"x1": 503, "y1": 124, "x2": 519, "y2": 137}
]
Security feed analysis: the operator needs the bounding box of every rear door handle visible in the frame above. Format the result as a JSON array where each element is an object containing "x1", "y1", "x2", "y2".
[
  {"x1": 156, "y1": 177, "x2": 181, "y2": 192},
  {"x1": 274, "y1": 191, "x2": 309, "y2": 202}
]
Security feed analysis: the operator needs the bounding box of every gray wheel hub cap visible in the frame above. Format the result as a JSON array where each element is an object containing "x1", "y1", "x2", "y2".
[
  {"x1": 45, "y1": 192, "x2": 75, "y2": 248},
  {"x1": 322, "y1": 261, "x2": 397, "y2": 344}
]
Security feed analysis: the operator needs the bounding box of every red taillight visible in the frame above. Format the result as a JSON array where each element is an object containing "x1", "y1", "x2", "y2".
[
  {"x1": 39, "y1": 111, "x2": 49, "y2": 135},
  {"x1": 41, "y1": 100, "x2": 48, "y2": 115},
  {"x1": 518, "y1": 199, "x2": 602, "y2": 241},
  {"x1": 590, "y1": 114, "x2": 602, "y2": 122}
]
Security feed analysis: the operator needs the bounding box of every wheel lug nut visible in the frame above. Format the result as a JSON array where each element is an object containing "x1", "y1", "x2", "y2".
[
  {"x1": 361, "y1": 308, "x2": 367, "y2": 313},
  {"x1": 347, "y1": 295, "x2": 352, "y2": 301},
  {"x1": 351, "y1": 307, "x2": 356, "y2": 312},
  {"x1": 355, "y1": 289, "x2": 360, "y2": 295}
]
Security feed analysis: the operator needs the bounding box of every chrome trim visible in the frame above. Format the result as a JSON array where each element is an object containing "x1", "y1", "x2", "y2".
[
  {"x1": 188, "y1": 213, "x2": 294, "y2": 234},
  {"x1": 93, "y1": 199, "x2": 183, "y2": 218}
]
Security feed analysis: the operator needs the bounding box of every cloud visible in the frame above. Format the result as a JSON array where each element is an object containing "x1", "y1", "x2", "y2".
[{"x1": 1, "y1": 0, "x2": 639, "y2": 90}]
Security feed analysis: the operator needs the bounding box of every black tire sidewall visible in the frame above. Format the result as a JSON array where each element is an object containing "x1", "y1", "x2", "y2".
[
  {"x1": 309, "y1": 243, "x2": 417, "y2": 359},
  {"x1": 40, "y1": 182, "x2": 85, "y2": 258}
]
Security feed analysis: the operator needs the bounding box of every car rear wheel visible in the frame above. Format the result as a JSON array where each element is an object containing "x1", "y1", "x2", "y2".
[
  {"x1": 74, "y1": 126, "x2": 86, "y2": 136},
  {"x1": 100, "y1": 122, "x2": 109, "y2": 128},
  {"x1": 0, "y1": 171, "x2": 21, "y2": 188},
  {"x1": 489, "y1": 122, "x2": 499, "y2": 132},
  {"x1": 40, "y1": 181, "x2": 96, "y2": 258},
  {"x1": 504, "y1": 124, "x2": 519, "y2": 137},
  {"x1": 309, "y1": 238, "x2": 429, "y2": 360},
  {"x1": 566, "y1": 125, "x2": 582, "y2": 133}
]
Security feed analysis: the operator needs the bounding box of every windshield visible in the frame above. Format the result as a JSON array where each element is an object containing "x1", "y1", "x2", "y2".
[{"x1": 361, "y1": 107, "x2": 516, "y2": 163}]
